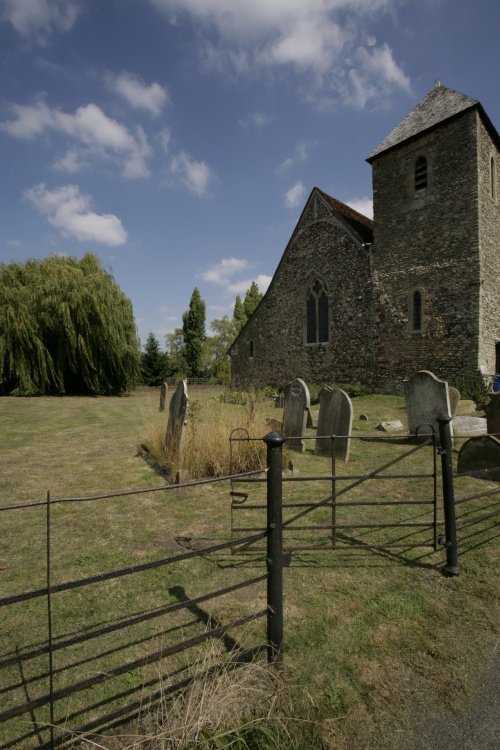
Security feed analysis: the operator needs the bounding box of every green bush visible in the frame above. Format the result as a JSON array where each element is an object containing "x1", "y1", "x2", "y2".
[{"x1": 450, "y1": 370, "x2": 488, "y2": 406}]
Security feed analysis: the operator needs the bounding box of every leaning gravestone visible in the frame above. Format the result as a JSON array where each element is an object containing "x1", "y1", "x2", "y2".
[
  {"x1": 403, "y1": 370, "x2": 453, "y2": 440},
  {"x1": 484, "y1": 393, "x2": 500, "y2": 436},
  {"x1": 282, "y1": 378, "x2": 310, "y2": 452},
  {"x1": 315, "y1": 387, "x2": 353, "y2": 461},
  {"x1": 165, "y1": 380, "x2": 189, "y2": 455},
  {"x1": 159, "y1": 381, "x2": 168, "y2": 412},
  {"x1": 457, "y1": 435, "x2": 500, "y2": 481}
]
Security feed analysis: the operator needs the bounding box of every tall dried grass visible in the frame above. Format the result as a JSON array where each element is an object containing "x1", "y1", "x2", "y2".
[{"x1": 142, "y1": 395, "x2": 271, "y2": 479}]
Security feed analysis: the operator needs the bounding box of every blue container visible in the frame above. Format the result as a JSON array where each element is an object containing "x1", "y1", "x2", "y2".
[{"x1": 493, "y1": 375, "x2": 500, "y2": 392}]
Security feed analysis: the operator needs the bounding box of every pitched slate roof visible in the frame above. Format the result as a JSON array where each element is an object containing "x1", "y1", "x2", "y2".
[
  {"x1": 316, "y1": 188, "x2": 373, "y2": 244},
  {"x1": 367, "y1": 83, "x2": 481, "y2": 162}
]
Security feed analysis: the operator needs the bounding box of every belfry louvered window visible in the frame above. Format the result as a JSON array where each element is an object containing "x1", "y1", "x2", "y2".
[
  {"x1": 415, "y1": 156, "x2": 427, "y2": 190},
  {"x1": 306, "y1": 278, "x2": 329, "y2": 344}
]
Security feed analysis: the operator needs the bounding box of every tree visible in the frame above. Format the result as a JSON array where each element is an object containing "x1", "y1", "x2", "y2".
[
  {"x1": 233, "y1": 294, "x2": 246, "y2": 332},
  {"x1": 182, "y1": 288, "x2": 206, "y2": 377},
  {"x1": 141, "y1": 332, "x2": 170, "y2": 386},
  {"x1": 206, "y1": 315, "x2": 239, "y2": 383},
  {"x1": 0, "y1": 253, "x2": 140, "y2": 395},
  {"x1": 243, "y1": 281, "x2": 262, "y2": 320},
  {"x1": 165, "y1": 327, "x2": 187, "y2": 377}
]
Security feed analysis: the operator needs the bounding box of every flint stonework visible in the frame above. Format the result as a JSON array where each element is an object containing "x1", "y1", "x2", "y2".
[
  {"x1": 165, "y1": 380, "x2": 189, "y2": 455},
  {"x1": 315, "y1": 387, "x2": 353, "y2": 461},
  {"x1": 283, "y1": 378, "x2": 310, "y2": 452}
]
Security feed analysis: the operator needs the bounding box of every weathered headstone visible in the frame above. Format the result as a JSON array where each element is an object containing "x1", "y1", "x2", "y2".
[
  {"x1": 403, "y1": 370, "x2": 453, "y2": 440},
  {"x1": 306, "y1": 408, "x2": 318, "y2": 428},
  {"x1": 165, "y1": 380, "x2": 189, "y2": 455},
  {"x1": 457, "y1": 435, "x2": 500, "y2": 480},
  {"x1": 282, "y1": 378, "x2": 310, "y2": 452},
  {"x1": 448, "y1": 386, "x2": 460, "y2": 417},
  {"x1": 159, "y1": 381, "x2": 168, "y2": 412},
  {"x1": 452, "y1": 415, "x2": 487, "y2": 435},
  {"x1": 315, "y1": 387, "x2": 353, "y2": 461},
  {"x1": 484, "y1": 393, "x2": 500, "y2": 436}
]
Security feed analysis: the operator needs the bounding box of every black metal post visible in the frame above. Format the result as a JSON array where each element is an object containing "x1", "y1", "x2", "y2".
[
  {"x1": 437, "y1": 417, "x2": 460, "y2": 576},
  {"x1": 264, "y1": 430, "x2": 286, "y2": 663}
]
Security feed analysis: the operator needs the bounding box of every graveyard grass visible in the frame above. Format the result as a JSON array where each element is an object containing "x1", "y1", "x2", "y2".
[{"x1": 0, "y1": 387, "x2": 498, "y2": 749}]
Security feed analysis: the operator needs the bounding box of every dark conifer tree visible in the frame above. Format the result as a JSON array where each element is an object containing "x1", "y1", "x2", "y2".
[
  {"x1": 182, "y1": 287, "x2": 206, "y2": 378},
  {"x1": 141, "y1": 332, "x2": 170, "y2": 386},
  {"x1": 243, "y1": 281, "x2": 262, "y2": 320}
]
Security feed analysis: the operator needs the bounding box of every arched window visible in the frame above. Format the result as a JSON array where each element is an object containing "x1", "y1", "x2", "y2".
[
  {"x1": 415, "y1": 156, "x2": 427, "y2": 191},
  {"x1": 490, "y1": 155, "x2": 496, "y2": 202},
  {"x1": 306, "y1": 278, "x2": 329, "y2": 344}
]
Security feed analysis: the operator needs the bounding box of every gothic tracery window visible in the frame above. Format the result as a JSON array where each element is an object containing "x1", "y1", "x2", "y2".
[{"x1": 306, "y1": 278, "x2": 329, "y2": 344}]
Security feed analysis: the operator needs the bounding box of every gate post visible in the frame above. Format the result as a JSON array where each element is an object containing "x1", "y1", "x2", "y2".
[
  {"x1": 437, "y1": 417, "x2": 460, "y2": 576},
  {"x1": 264, "y1": 430, "x2": 286, "y2": 663}
]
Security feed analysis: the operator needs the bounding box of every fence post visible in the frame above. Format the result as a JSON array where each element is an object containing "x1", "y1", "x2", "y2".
[
  {"x1": 264, "y1": 430, "x2": 286, "y2": 664},
  {"x1": 437, "y1": 416, "x2": 460, "y2": 576}
]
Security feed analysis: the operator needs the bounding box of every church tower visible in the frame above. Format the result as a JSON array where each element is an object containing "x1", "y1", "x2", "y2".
[{"x1": 367, "y1": 82, "x2": 500, "y2": 389}]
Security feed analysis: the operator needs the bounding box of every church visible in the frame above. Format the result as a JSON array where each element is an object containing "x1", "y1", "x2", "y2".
[{"x1": 229, "y1": 83, "x2": 500, "y2": 393}]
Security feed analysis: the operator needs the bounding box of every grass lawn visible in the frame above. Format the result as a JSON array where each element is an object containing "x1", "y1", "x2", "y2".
[{"x1": 0, "y1": 387, "x2": 498, "y2": 749}]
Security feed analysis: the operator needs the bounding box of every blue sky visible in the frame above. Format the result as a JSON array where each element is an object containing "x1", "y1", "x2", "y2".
[{"x1": 1, "y1": 0, "x2": 498, "y2": 348}]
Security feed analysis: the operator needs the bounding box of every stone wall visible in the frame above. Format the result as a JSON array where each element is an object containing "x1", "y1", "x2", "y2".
[
  {"x1": 230, "y1": 193, "x2": 376, "y2": 389},
  {"x1": 371, "y1": 109, "x2": 481, "y2": 390},
  {"x1": 477, "y1": 114, "x2": 500, "y2": 375}
]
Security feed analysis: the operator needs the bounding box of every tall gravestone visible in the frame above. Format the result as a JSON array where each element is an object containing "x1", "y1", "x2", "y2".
[
  {"x1": 159, "y1": 381, "x2": 168, "y2": 412},
  {"x1": 282, "y1": 378, "x2": 310, "y2": 452},
  {"x1": 403, "y1": 370, "x2": 453, "y2": 440},
  {"x1": 485, "y1": 393, "x2": 500, "y2": 436},
  {"x1": 315, "y1": 387, "x2": 353, "y2": 461},
  {"x1": 165, "y1": 380, "x2": 189, "y2": 455}
]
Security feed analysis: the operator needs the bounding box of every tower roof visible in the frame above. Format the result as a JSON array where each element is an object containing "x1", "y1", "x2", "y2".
[{"x1": 367, "y1": 83, "x2": 483, "y2": 162}]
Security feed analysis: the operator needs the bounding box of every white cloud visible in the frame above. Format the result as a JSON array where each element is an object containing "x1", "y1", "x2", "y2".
[
  {"x1": 7, "y1": 239, "x2": 21, "y2": 247},
  {"x1": 0, "y1": 99, "x2": 151, "y2": 178},
  {"x1": 53, "y1": 148, "x2": 83, "y2": 174},
  {"x1": 203, "y1": 257, "x2": 250, "y2": 285},
  {"x1": 346, "y1": 196, "x2": 373, "y2": 219},
  {"x1": 1, "y1": 0, "x2": 81, "y2": 39},
  {"x1": 24, "y1": 183, "x2": 128, "y2": 246},
  {"x1": 285, "y1": 181, "x2": 306, "y2": 209},
  {"x1": 148, "y1": 1, "x2": 410, "y2": 108},
  {"x1": 158, "y1": 128, "x2": 171, "y2": 153},
  {"x1": 170, "y1": 151, "x2": 212, "y2": 196},
  {"x1": 106, "y1": 72, "x2": 169, "y2": 117},
  {"x1": 227, "y1": 274, "x2": 272, "y2": 295},
  {"x1": 277, "y1": 140, "x2": 317, "y2": 173}
]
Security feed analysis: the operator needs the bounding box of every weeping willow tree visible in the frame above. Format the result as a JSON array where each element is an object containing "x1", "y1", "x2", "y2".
[{"x1": 0, "y1": 253, "x2": 141, "y2": 395}]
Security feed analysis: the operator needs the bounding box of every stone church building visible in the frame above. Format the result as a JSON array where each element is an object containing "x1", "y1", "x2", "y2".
[{"x1": 229, "y1": 83, "x2": 500, "y2": 392}]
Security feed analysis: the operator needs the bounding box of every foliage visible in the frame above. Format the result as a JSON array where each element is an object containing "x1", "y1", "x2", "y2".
[
  {"x1": 165, "y1": 327, "x2": 187, "y2": 377},
  {"x1": 141, "y1": 332, "x2": 171, "y2": 386},
  {"x1": 233, "y1": 294, "x2": 246, "y2": 332},
  {"x1": 450, "y1": 370, "x2": 489, "y2": 406},
  {"x1": 243, "y1": 281, "x2": 263, "y2": 320},
  {"x1": 182, "y1": 287, "x2": 206, "y2": 378},
  {"x1": 206, "y1": 315, "x2": 239, "y2": 384},
  {"x1": 0, "y1": 253, "x2": 140, "y2": 396}
]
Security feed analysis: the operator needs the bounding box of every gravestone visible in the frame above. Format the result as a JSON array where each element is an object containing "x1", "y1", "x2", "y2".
[
  {"x1": 376, "y1": 420, "x2": 404, "y2": 432},
  {"x1": 457, "y1": 435, "x2": 500, "y2": 480},
  {"x1": 165, "y1": 380, "x2": 189, "y2": 454},
  {"x1": 159, "y1": 381, "x2": 168, "y2": 412},
  {"x1": 282, "y1": 378, "x2": 310, "y2": 452},
  {"x1": 315, "y1": 387, "x2": 353, "y2": 461},
  {"x1": 448, "y1": 386, "x2": 460, "y2": 417},
  {"x1": 484, "y1": 393, "x2": 500, "y2": 436},
  {"x1": 403, "y1": 370, "x2": 453, "y2": 440},
  {"x1": 452, "y1": 415, "x2": 487, "y2": 435}
]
